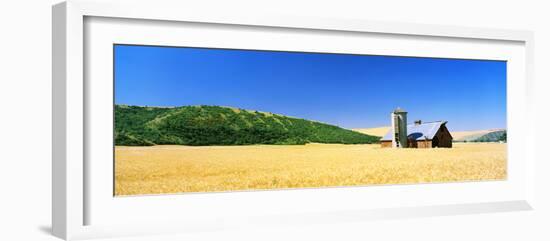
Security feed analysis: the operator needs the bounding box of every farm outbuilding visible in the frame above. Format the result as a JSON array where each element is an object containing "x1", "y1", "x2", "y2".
[
  {"x1": 380, "y1": 120, "x2": 453, "y2": 148},
  {"x1": 380, "y1": 108, "x2": 453, "y2": 148}
]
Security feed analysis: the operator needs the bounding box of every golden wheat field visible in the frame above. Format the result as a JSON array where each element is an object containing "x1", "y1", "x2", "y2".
[{"x1": 114, "y1": 143, "x2": 506, "y2": 196}]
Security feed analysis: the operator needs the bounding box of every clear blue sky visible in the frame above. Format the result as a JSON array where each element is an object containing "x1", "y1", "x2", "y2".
[{"x1": 114, "y1": 45, "x2": 506, "y2": 131}]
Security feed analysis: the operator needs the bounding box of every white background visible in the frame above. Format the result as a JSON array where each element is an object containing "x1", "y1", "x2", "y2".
[{"x1": 0, "y1": 0, "x2": 548, "y2": 240}]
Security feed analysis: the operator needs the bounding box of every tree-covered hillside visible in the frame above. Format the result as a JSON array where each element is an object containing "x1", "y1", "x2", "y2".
[{"x1": 115, "y1": 105, "x2": 380, "y2": 146}]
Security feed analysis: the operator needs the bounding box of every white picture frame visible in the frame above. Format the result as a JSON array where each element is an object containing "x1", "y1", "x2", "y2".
[{"x1": 52, "y1": 1, "x2": 535, "y2": 240}]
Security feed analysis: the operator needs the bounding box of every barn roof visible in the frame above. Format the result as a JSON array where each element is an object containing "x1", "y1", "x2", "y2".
[{"x1": 381, "y1": 121, "x2": 448, "y2": 141}]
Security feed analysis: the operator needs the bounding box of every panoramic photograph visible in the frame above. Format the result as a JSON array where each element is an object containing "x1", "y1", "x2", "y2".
[{"x1": 114, "y1": 44, "x2": 507, "y2": 196}]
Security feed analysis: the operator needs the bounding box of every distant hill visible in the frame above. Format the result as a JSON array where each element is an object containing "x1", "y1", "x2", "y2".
[
  {"x1": 115, "y1": 105, "x2": 380, "y2": 146},
  {"x1": 451, "y1": 130, "x2": 492, "y2": 141},
  {"x1": 354, "y1": 126, "x2": 506, "y2": 143},
  {"x1": 462, "y1": 130, "x2": 506, "y2": 142},
  {"x1": 453, "y1": 129, "x2": 506, "y2": 142},
  {"x1": 353, "y1": 127, "x2": 391, "y2": 137}
]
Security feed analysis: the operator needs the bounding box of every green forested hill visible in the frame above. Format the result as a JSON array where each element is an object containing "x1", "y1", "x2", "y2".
[{"x1": 115, "y1": 105, "x2": 380, "y2": 146}]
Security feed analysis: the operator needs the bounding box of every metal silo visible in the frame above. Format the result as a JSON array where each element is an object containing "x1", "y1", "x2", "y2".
[{"x1": 391, "y1": 107, "x2": 408, "y2": 148}]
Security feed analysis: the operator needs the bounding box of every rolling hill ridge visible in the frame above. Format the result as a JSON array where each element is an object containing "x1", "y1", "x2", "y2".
[
  {"x1": 457, "y1": 130, "x2": 506, "y2": 142},
  {"x1": 115, "y1": 105, "x2": 380, "y2": 146}
]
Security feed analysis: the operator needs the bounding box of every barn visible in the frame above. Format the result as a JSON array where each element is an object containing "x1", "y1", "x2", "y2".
[
  {"x1": 380, "y1": 120, "x2": 453, "y2": 148},
  {"x1": 380, "y1": 108, "x2": 453, "y2": 148}
]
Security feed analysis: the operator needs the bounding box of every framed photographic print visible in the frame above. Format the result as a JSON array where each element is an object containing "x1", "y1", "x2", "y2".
[
  {"x1": 52, "y1": 0, "x2": 535, "y2": 240},
  {"x1": 113, "y1": 45, "x2": 507, "y2": 195}
]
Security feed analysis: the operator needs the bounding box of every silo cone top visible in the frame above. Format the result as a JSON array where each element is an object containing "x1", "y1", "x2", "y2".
[{"x1": 394, "y1": 107, "x2": 407, "y2": 113}]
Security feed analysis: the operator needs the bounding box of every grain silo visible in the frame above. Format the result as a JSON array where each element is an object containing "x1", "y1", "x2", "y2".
[{"x1": 391, "y1": 107, "x2": 408, "y2": 148}]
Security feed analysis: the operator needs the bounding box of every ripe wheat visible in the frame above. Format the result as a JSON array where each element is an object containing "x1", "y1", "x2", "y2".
[{"x1": 115, "y1": 143, "x2": 506, "y2": 195}]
